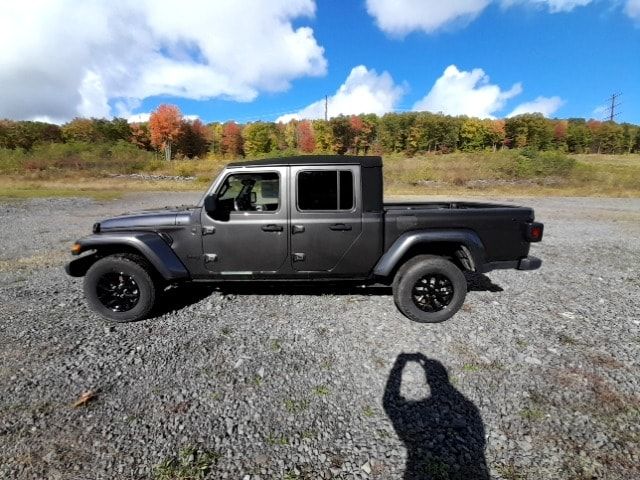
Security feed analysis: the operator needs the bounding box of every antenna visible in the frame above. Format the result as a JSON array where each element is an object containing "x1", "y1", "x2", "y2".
[{"x1": 604, "y1": 93, "x2": 622, "y2": 122}]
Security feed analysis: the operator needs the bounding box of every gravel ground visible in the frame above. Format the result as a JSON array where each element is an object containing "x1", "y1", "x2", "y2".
[{"x1": 1, "y1": 193, "x2": 639, "y2": 480}]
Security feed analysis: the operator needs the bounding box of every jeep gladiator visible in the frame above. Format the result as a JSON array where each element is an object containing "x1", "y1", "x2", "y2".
[{"x1": 66, "y1": 155, "x2": 543, "y2": 323}]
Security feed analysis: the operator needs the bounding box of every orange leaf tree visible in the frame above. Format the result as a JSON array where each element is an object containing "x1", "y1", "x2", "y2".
[
  {"x1": 149, "y1": 104, "x2": 182, "y2": 160},
  {"x1": 297, "y1": 121, "x2": 315, "y2": 153},
  {"x1": 221, "y1": 122, "x2": 244, "y2": 157}
]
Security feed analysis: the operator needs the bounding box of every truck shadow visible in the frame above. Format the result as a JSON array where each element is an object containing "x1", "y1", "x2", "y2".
[
  {"x1": 153, "y1": 273, "x2": 502, "y2": 317},
  {"x1": 383, "y1": 353, "x2": 489, "y2": 480},
  {"x1": 464, "y1": 272, "x2": 503, "y2": 292}
]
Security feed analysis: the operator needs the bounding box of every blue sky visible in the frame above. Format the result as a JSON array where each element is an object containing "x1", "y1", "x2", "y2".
[{"x1": 1, "y1": 0, "x2": 639, "y2": 124}]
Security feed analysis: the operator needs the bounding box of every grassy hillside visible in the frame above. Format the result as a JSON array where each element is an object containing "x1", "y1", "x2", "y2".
[{"x1": 1, "y1": 144, "x2": 639, "y2": 198}]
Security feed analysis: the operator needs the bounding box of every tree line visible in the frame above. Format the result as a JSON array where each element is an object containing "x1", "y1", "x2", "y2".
[{"x1": 2, "y1": 104, "x2": 639, "y2": 160}]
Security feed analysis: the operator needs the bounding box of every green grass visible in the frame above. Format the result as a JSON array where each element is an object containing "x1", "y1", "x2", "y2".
[
  {"x1": 312, "y1": 385, "x2": 330, "y2": 396},
  {"x1": 265, "y1": 433, "x2": 290, "y2": 446},
  {"x1": 362, "y1": 405, "x2": 375, "y2": 418},
  {"x1": 320, "y1": 359, "x2": 334, "y2": 370},
  {"x1": 461, "y1": 363, "x2": 482, "y2": 373},
  {"x1": 155, "y1": 446, "x2": 220, "y2": 480},
  {"x1": 284, "y1": 399, "x2": 309, "y2": 413},
  {"x1": 2, "y1": 149, "x2": 640, "y2": 198},
  {"x1": 383, "y1": 151, "x2": 640, "y2": 197},
  {"x1": 494, "y1": 463, "x2": 527, "y2": 480},
  {"x1": 300, "y1": 430, "x2": 315, "y2": 440},
  {"x1": 520, "y1": 407, "x2": 545, "y2": 421}
]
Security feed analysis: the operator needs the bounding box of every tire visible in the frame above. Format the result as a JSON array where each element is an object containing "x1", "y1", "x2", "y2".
[
  {"x1": 83, "y1": 253, "x2": 157, "y2": 322},
  {"x1": 392, "y1": 255, "x2": 467, "y2": 323}
]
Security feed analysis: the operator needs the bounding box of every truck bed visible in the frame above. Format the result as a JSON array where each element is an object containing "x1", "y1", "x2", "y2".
[{"x1": 383, "y1": 201, "x2": 535, "y2": 265}]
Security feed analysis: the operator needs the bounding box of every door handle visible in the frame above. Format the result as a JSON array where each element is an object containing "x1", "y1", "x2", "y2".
[
  {"x1": 261, "y1": 224, "x2": 283, "y2": 232},
  {"x1": 292, "y1": 224, "x2": 305, "y2": 234},
  {"x1": 329, "y1": 223, "x2": 352, "y2": 231}
]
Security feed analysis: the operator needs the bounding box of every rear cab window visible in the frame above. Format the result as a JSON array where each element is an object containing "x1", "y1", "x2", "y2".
[{"x1": 297, "y1": 170, "x2": 354, "y2": 211}]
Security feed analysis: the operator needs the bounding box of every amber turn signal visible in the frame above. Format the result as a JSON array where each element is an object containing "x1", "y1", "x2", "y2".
[{"x1": 70, "y1": 243, "x2": 82, "y2": 255}]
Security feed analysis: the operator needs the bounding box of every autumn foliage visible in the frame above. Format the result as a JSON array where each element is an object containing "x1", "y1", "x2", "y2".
[
  {"x1": 221, "y1": 122, "x2": 243, "y2": 157},
  {"x1": 149, "y1": 104, "x2": 182, "y2": 160},
  {"x1": 175, "y1": 119, "x2": 210, "y2": 158},
  {"x1": 1, "y1": 103, "x2": 639, "y2": 160},
  {"x1": 297, "y1": 121, "x2": 315, "y2": 153}
]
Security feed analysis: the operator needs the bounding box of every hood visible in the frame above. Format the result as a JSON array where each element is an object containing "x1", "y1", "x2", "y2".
[{"x1": 97, "y1": 205, "x2": 197, "y2": 231}]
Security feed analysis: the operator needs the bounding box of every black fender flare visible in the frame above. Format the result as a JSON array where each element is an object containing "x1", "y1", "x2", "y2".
[
  {"x1": 65, "y1": 232, "x2": 189, "y2": 281},
  {"x1": 373, "y1": 229, "x2": 486, "y2": 277}
]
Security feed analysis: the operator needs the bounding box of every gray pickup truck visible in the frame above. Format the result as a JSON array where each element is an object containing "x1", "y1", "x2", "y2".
[{"x1": 66, "y1": 155, "x2": 543, "y2": 323}]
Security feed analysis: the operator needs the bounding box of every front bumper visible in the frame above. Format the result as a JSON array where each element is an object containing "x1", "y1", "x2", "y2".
[{"x1": 65, "y1": 252, "x2": 99, "y2": 277}]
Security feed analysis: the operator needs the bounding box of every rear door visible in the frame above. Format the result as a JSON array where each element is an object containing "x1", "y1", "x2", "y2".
[{"x1": 289, "y1": 165, "x2": 362, "y2": 272}]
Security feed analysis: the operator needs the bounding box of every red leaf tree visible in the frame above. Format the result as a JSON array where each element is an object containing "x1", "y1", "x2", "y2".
[
  {"x1": 176, "y1": 119, "x2": 210, "y2": 158},
  {"x1": 149, "y1": 104, "x2": 182, "y2": 160},
  {"x1": 297, "y1": 121, "x2": 315, "y2": 153},
  {"x1": 221, "y1": 122, "x2": 244, "y2": 157}
]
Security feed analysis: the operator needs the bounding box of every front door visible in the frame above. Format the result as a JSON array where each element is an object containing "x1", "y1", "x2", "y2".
[
  {"x1": 290, "y1": 165, "x2": 362, "y2": 272},
  {"x1": 201, "y1": 167, "x2": 288, "y2": 274}
]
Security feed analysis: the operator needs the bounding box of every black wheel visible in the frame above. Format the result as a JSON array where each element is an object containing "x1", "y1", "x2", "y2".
[
  {"x1": 392, "y1": 255, "x2": 467, "y2": 323},
  {"x1": 84, "y1": 254, "x2": 157, "y2": 322}
]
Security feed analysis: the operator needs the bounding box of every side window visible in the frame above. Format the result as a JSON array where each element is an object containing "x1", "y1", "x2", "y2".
[
  {"x1": 339, "y1": 171, "x2": 354, "y2": 210},
  {"x1": 297, "y1": 170, "x2": 354, "y2": 211},
  {"x1": 216, "y1": 172, "x2": 279, "y2": 213}
]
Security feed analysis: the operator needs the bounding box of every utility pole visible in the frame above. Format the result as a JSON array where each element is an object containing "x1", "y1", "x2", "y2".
[
  {"x1": 604, "y1": 93, "x2": 621, "y2": 122},
  {"x1": 324, "y1": 95, "x2": 328, "y2": 121}
]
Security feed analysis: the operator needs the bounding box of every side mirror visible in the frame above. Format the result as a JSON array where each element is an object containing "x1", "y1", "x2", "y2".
[{"x1": 204, "y1": 195, "x2": 218, "y2": 214}]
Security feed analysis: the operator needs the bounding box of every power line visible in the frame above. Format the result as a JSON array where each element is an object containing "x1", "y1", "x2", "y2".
[{"x1": 604, "y1": 92, "x2": 622, "y2": 122}]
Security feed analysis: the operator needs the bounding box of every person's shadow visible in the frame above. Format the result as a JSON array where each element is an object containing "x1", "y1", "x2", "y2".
[{"x1": 383, "y1": 353, "x2": 489, "y2": 480}]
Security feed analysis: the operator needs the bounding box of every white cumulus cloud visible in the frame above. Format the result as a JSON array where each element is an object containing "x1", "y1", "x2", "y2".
[
  {"x1": 508, "y1": 96, "x2": 565, "y2": 117},
  {"x1": 626, "y1": 0, "x2": 640, "y2": 22},
  {"x1": 0, "y1": 0, "x2": 327, "y2": 122},
  {"x1": 366, "y1": 0, "x2": 596, "y2": 35},
  {"x1": 365, "y1": 0, "x2": 491, "y2": 36},
  {"x1": 126, "y1": 112, "x2": 200, "y2": 123},
  {"x1": 276, "y1": 65, "x2": 404, "y2": 122},
  {"x1": 413, "y1": 65, "x2": 523, "y2": 118},
  {"x1": 126, "y1": 113, "x2": 152, "y2": 124},
  {"x1": 501, "y1": 0, "x2": 593, "y2": 13}
]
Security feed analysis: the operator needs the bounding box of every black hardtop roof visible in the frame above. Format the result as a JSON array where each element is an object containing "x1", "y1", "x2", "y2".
[{"x1": 227, "y1": 155, "x2": 382, "y2": 168}]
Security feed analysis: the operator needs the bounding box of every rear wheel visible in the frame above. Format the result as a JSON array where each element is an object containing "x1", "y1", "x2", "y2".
[
  {"x1": 84, "y1": 254, "x2": 157, "y2": 322},
  {"x1": 392, "y1": 255, "x2": 466, "y2": 323}
]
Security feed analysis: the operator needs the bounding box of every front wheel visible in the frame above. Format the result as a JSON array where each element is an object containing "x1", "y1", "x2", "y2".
[
  {"x1": 83, "y1": 254, "x2": 157, "y2": 322},
  {"x1": 392, "y1": 255, "x2": 467, "y2": 323}
]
